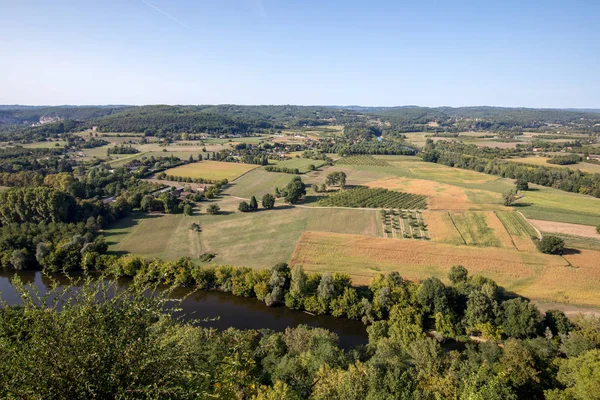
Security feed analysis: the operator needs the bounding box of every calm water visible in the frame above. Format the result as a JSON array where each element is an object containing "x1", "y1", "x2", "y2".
[{"x1": 0, "y1": 271, "x2": 368, "y2": 349}]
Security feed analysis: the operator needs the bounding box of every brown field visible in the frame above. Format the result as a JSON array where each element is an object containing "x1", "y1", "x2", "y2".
[
  {"x1": 423, "y1": 211, "x2": 464, "y2": 245},
  {"x1": 364, "y1": 177, "x2": 503, "y2": 211},
  {"x1": 290, "y1": 231, "x2": 600, "y2": 307},
  {"x1": 530, "y1": 219, "x2": 600, "y2": 240}
]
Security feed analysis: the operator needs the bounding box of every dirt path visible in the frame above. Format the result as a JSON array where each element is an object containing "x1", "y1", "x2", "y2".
[
  {"x1": 533, "y1": 300, "x2": 600, "y2": 317},
  {"x1": 529, "y1": 219, "x2": 600, "y2": 239}
]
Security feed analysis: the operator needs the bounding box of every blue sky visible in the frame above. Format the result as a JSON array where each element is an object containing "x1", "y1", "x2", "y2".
[{"x1": 1, "y1": 0, "x2": 599, "y2": 107}]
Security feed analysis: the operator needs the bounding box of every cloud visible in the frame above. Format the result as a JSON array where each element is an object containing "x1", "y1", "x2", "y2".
[{"x1": 140, "y1": 0, "x2": 191, "y2": 29}]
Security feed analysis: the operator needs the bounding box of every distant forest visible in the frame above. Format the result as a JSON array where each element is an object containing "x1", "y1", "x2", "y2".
[{"x1": 1, "y1": 104, "x2": 600, "y2": 142}]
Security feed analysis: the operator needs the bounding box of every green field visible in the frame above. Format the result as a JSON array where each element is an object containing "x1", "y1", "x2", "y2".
[
  {"x1": 507, "y1": 156, "x2": 600, "y2": 174},
  {"x1": 106, "y1": 197, "x2": 381, "y2": 268},
  {"x1": 272, "y1": 157, "x2": 327, "y2": 173},
  {"x1": 336, "y1": 155, "x2": 391, "y2": 167},
  {"x1": 449, "y1": 212, "x2": 501, "y2": 247},
  {"x1": 318, "y1": 187, "x2": 428, "y2": 209},
  {"x1": 516, "y1": 185, "x2": 600, "y2": 226},
  {"x1": 224, "y1": 168, "x2": 297, "y2": 199},
  {"x1": 495, "y1": 211, "x2": 538, "y2": 238},
  {"x1": 163, "y1": 161, "x2": 257, "y2": 181},
  {"x1": 22, "y1": 140, "x2": 67, "y2": 149}
]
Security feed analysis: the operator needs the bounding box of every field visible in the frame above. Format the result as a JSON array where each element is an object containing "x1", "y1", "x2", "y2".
[
  {"x1": 507, "y1": 156, "x2": 600, "y2": 174},
  {"x1": 162, "y1": 161, "x2": 257, "y2": 181},
  {"x1": 317, "y1": 187, "x2": 428, "y2": 209},
  {"x1": 289, "y1": 231, "x2": 600, "y2": 307},
  {"x1": 381, "y1": 209, "x2": 428, "y2": 240},
  {"x1": 273, "y1": 157, "x2": 327, "y2": 173},
  {"x1": 224, "y1": 168, "x2": 297, "y2": 199},
  {"x1": 336, "y1": 155, "x2": 391, "y2": 167},
  {"x1": 107, "y1": 198, "x2": 382, "y2": 268},
  {"x1": 104, "y1": 150, "x2": 600, "y2": 310},
  {"x1": 515, "y1": 185, "x2": 600, "y2": 226}
]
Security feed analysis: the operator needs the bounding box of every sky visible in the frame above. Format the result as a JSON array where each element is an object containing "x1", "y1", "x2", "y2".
[{"x1": 1, "y1": 0, "x2": 599, "y2": 108}]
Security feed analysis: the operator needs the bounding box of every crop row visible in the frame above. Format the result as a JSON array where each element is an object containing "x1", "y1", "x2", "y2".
[
  {"x1": 381, "y1": 209, "x2": 429, "y2": 240},
  {"x1": 335, "y1": 155, "x2": 391, "y2": 167},
  {"x1": 318, "y1": 187, "x2": 427, "y2": 209}
]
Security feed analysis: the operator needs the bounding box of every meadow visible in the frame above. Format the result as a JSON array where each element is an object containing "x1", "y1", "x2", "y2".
[
  {"x1": 272, "y1": 157, "x2": 328, "y2": 173},
  {"x1": 106, "y1": 197, "x2": 382, "y2": 268},
  {"x1": 507, "y1": 156, "x2": 600, "y2": 174},
  {"x1": 289, "y1": 231, "x2": 600, "y2": 307},
  {"x1": 224, "y1": 168, "x2": 297, "y2": 199},
  {"x1": 163, "y1": 161, "x2": 257, "y2": 181}
]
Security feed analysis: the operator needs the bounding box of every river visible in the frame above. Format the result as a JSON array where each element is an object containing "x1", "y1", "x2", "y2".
[{"x1": 0, "y1": 271, "x2": 368, "y2": 349}]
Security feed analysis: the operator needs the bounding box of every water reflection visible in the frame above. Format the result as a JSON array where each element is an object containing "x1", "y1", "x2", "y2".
[{"x1": 0, "y1": 271, "x2": 367, "y2": 349}]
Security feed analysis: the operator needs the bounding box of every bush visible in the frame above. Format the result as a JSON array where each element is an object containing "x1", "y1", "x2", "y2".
[
  {"x1": 206, "y1": 204, "x2": 220, "y2": 215},
  {"x1": 262, "y1": 193, "x2": 275, "y2": 209},
  {"x1": 537, "y1": 235, "x2": 565, "y2": 255},
  {"x1": 238, "y1": 201, "x2": 250, "y2": 212}
]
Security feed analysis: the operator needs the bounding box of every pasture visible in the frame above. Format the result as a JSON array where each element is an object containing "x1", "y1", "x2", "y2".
[
  {"x1": 509, "y1": 156, "x2": 600, "y2": 174},
  {"x1": 289, "y1": 231, "x2": 600, "y2": 307},
  {"x1": 106, "y1": 197, "x2": 382, "y2": 268},
  {"x1": 272, "y1": 157, "x2": 327, "y2": 173},
  {"x1": 163, "y1": 161, "x2": 257, "y2": 181},
  {"x1": 224, "y1": 168, "x2": 297, "y2": 199}
]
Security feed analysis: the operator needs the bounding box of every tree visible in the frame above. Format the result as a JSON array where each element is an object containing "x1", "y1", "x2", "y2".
[
  {"x1": 262, "y1": 193, "x2": 275, "y2": 209},
  {"x1": 551, "y1": 349, "x2": 600, "y2": 400},
  {"x1": 516, "y1": 179, "x2": 529, "y2": 191},
  {"x1": 537, "y1": 235, "x2": 565, "y2": 254},
  {"x1": 207, "y1": 204, "x2": 220, "y2": 215},
  {"x1": 503, "y1": 189, "x2": 518, "y2": 206},
  {"x1": 188, "y1": 155, "x2": 194, "y2": 163},
  {"x1": 596, "y1": 224, "x2": 600, "y2": 234},
  {"x1": 284, "y1": 177, "x2": 306, "y2": 204},
  {"x1": 449, "y1": 265, "x2": 468, "y2": 285},
  {"x1": 238, "y1": 201, "x2": 250, "y2": 212},
  {"x1": 183, "y1": 204, "x2": 193, "y2": 216},
  {"x1": 325, "y1": 171, "x2": 347, "y2": 188},
  {"x1": 500, "y1": 298, "x2": 542, "y2": 339},
  {"x1": 249, "y1": 196, "x2": 258, "y2": 211}
]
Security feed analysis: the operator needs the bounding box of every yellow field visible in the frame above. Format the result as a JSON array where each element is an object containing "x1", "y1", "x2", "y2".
[
  {"x1": 364, "y1": 176, "x2": 504, "y2": 211},
  {"x1": 163, "y1": 161, "x2": 257, "y2": 181},
  {"x1": 507, "y1": 156, "x2": 600, "y2": 174},
  {"x1": 290, "y1": 231, "x2": 600, "y2": 307}
]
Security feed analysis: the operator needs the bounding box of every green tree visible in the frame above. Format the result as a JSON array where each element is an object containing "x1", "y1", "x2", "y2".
[
  {"x1": 284, "y1": 177, "x2": 306, "y2": 204},
  {"x1": 537, "y1": 235, "x2": 565, "y2": 254},
  {"x1": 516, "y1": 179, "x2": 529, "y2": 191},
  {"x1": 183, "y1": 204, "x2": 193, "y2": 216},
  {"x1": 262, "y1": 193, "x2": 275, "y2": 209},
  {"x1": 551, "y1": 349, "x2": 600, "y2": 399},
  {"x1": 500, "y1": 298, "x2": 542, "y2": 339},
  {"x1": 249, "y1": 195, "x2": 258, "y2": 210},
  {"x1": 449, "y1": 264, "x2": 468, "y2": 285},
  {"x1": 502, "y1": 189, "x2": 518, "y2": 206}
]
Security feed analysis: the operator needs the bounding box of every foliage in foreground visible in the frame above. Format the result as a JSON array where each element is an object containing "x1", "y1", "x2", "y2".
[{"x1": 1, "y1": 272, "x2": 600, "y2": 399}]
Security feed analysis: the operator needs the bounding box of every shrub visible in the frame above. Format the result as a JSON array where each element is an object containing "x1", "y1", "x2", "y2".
[{"x1": 206, "y1": 204, "x2": 220, "y2": 215}]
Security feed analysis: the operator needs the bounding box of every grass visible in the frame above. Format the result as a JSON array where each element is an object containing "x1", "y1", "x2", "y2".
[
  {"x1": 318, "y1": 187, "x2": 428, "y2": 209},
  {"x1": 336, "y1": 155, "x2": 391, "y2": 167},
  {"x1": 106, "y1": 197, "x2": 382, "y2": 268},
  {"x1": 22, "y1": 141, "x2": 67, "y2": 149},
  {"x1": 163, "y1": 161, "x2": 257, "y2": 181},
  {"x1": 495, "y1": 211, "x2": 538, "y2": 238},
  {"x1": 290, "y1": 231, "x2": 600, "y2": 307},
  {"x1": 225, "y1": 168, "x2": 297, "y2": 199},
  {"x1": 448, "y1": 212, "x2": 501, "y2": 247},
  {"x1": 272, "y1": 158, "x2": 327, "y2": 173},
  {"x1": 516, "y1": 185, "x2": 600, "y2": 226},
  {"x1": 507, "y1": 156, "x2": 600, "y2": 174}
]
